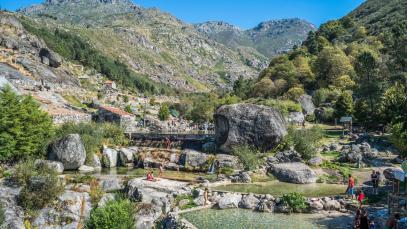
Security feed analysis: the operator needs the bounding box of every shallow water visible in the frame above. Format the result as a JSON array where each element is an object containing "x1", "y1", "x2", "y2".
[
  {"x1": 182, "y1": 208, "x2": 347, "y2": 229},
  {"x1": 214, "y1": 181, "x2": 347, "y2": 197}
]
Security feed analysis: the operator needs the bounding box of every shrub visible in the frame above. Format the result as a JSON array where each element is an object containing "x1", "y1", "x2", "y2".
[
  {"x1": 13, "y1": 160, "x2": 63, "y2": 211},
  {"x1": 175, "y1": 194, "x2": 197, "y2": 210},
  {"x1": 86, "y1": 199, "x2": 135, "y2": 229},
  {"x1": 220, "y1": 166, "x2": 234, "y2": 176},
  {"x1": 284, "y1": 126, "x2": 324, "y2": 160},
  {"x1": 0, "y1": 86, "x2": 55, "y2": 162},
  {"x1": 231, "y1": 145, "x2": 263, "y2": 171},
  {"x1": 158, "y1": 104, "x2": 170, "y2": 121},
  {"x1": 247, "y1": 98, "x2": 302, "y2": 116},
  {"x1": 55, "y1": 122, "x2": 127, "y2": 163},
  {"x1": 89, "y1": 179, "x2": 104, "y2": 206},
  {"x1": 281, "y1": 192, "x2": 307, "y2": 212}
]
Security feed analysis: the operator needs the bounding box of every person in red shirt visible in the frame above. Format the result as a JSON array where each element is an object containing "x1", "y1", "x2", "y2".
[
  {"x1": 347, "y1": 174, "x2": 355, "y2": 199},
  {"x1": 357, "y1": 189, "x2": 365, "y2": 207}
]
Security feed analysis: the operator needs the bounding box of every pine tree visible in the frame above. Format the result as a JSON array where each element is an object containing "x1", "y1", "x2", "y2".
[
  {"x1": 0, "y1": 86, "x2": 54, "y2": 162},
  {"x1": 334, "y1": 92, "x2": 353, "y2": 119}
]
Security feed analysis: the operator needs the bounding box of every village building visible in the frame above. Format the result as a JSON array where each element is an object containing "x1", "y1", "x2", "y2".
[
  {"x1": 104, "y1": 80, "x2": 117, "y2": 90},
  {"x1": 98, "y1": 105, "x2": 135, "y2": 131}
]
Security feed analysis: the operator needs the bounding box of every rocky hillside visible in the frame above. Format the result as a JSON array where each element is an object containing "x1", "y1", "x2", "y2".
[
  {"x1": 195, "y1": 19, "x2": 316, "y2": 58},
  {"x1": 18, "y1": 0, "x2": 271, "y2": 91}
]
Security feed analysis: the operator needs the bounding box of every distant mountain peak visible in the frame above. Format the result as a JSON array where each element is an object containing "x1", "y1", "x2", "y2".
[{"x1": 44, "y1": 0, "x2": 133, "y2": 5}]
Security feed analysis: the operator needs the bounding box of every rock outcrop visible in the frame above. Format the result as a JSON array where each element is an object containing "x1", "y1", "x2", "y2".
[
  {"x1": 102, "y1": 147, "x2": 118, "y2": 168},
  {"x1": 217, "y1": 193, "x2": 242, "y2": 209},
  {"x1": 269, "y1": 162, "x2": 317, "y2": 184},
  {"x1": 298, "y1": 94, "x2": 315, "y2": 115},
  {"x1": 39, "y1": 48, "x2": 62, "y2": 68},
  {"x1": 0, "y1": 181, "x2": 24, "y2": 229},
  {"x1": 47, "y1": 134, "x2": 86, "y2": 170},
  {"x1": 214, "y1": 104, "x2": 286, "y2": 153}
]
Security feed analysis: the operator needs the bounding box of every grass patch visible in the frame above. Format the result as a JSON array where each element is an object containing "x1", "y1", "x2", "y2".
[{"x1": 175, "y1": 194, "x2": 197, "y2": 210}]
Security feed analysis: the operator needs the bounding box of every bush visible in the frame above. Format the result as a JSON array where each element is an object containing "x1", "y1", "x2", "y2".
[
  {"x1": 231, "y1": 145, "x2": 263, "y2": 171},
  {"x1": 281, "y1": 192, "x2": 307, "y2": 212},
  {"x1": 12, "y1": 160, "x2": 63, "y2": 211},
  {"x1": 0, "y1": 86, "x2": 55, "y2": 162},
  {"x1": 86, "y1": 199, "x2": 135, "y2": 229},
  {"x1": 220, "y1": 166, "x2": 234, "y2": 176},
  {"x1": 246, "y1": 98, "x2": 302, "y2": 116},
  {"x1": 55, "y1": 122, "x2": 127, "y2": 164},
  {"x1": 284, "y1": 126, "x2": 324, "y2": 160},
  {"x1": 158, "y1": 104, "x2": 170, "y2": 121}
]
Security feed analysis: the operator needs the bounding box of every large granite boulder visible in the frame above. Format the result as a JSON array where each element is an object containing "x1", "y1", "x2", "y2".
[
  {"x1": 217, "y1": 193, "x2": 242, "y2": 209},
  {"x1": 214, "y1": 104, "x2": 286, "y2": 153},
  {"x1": 0, "y1": 181, "x2": 24, "y2": 229},
  {"x1": 34, "y1": 159, "x2": 64, "y2": 174},
  {"x1": 298, "y1": 94, "x2": 315, "y2": 115},
  {"x1": 270, "y1": 162, "x2": 317, "y2": 184},
  {"x1": 39, "y1": 48, "x2": 62, "y2": 68},
  {"x1": 118, "y1": 148, "x2": 134, "y2": 166},
  {"x1": 33, "y1": 190, "x2": 92, "y2": 229},
  {"x1": 179, "y1": 149, "x2": 210, "y2": 171},
  {"x1": 239, "y1": 194, "x2": 260, "y2": 209},
  {"x1": 216, "y1": 154, "x2": 242, "y2": 169},
  {"x1": 47, "y1": 134, "x2": 86, "y2": 170},
  {"x1": 102, "y1": 148, "x2": 118, "y2": 168}
]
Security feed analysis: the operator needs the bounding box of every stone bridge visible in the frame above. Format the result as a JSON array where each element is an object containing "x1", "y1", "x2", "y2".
[{"x1": 126, "y1": 132, "x2": 215, "y2": 150}]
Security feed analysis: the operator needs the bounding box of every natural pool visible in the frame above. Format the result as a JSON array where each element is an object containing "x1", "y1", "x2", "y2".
[
  {"x1": 182, "y1": 208, "x2": 351, "y2": 229},
  {"x1": 213, "y1": 181, "x2": 347, "y2": 197}
]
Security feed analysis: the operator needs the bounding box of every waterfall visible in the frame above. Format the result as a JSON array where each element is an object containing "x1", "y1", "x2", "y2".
[{"x1": 208, "y1": 161, "x2": 215, "y2": 174}]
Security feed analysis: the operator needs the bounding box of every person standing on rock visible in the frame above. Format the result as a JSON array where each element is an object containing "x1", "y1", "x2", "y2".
[
  {"x1": 347, "y1": 174, "x2": 355, "y2": 199},
  {"x1": 371, "y1": 170, "x2": 378, "y2": 195},
  {"x1": 204, "y1": 188, "x2": 209, "y2": 206}
]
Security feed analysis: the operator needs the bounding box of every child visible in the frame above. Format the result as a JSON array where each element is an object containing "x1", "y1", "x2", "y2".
[
  {"x1": 347, "y1": 174, "x2": 355, "y2": 199},
  {"x1": 357, "y1": 189, "x2": 365, "y2": 207}
]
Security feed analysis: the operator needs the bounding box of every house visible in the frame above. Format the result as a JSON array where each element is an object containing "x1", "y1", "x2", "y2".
[
  {"x1": 104, "y1": 80, "x2": 117, "y2": 90},
  {"x1": 98, "y1": 105, "x2": 135, "y2": 131}
]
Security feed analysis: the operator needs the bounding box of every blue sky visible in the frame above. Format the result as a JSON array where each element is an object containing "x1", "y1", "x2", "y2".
[{"x1": 1, "y1": 0, "x2": 365, "y2": 28}]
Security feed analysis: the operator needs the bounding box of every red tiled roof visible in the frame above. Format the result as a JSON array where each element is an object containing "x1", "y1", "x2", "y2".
[
  {"x1": 99, "y1": 105, "x2": 132, "y2": 116},
  {"x1": 105, "y1": 80, "x2": 114, "y2": 84}
]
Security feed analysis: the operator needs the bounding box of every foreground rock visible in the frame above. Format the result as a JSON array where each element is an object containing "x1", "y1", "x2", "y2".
[
  {"x1": 47, "y1": 134, "x2": 86, "y2": 170},
  {"x1": 102, "y1": 147, "x2": 118, "y2": 168},
  {"x1": 34, "y1": 159, "x2": 64, "y2": 173},
  {"x1": 269, "y1": 162, "x2": 317, "y2": 184},
  {"x1": 33, "y1": 190, "x2": 91, "y2": 229},
  {"x1": 0, "y1": 181, "x2": 24, "y2": 229},
  {"x1": 217, "y1": 193, "x2": 242, "y2": 209},
  {"x1": 214, "y1": 104, "x2": 286, "y2": 153}
]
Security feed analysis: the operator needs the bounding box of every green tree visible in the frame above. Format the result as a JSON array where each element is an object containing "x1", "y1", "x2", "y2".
[
  {"x1": 158, "y1": 104, "x2": 170, "y2": 121},
  {"x1": 334, "y1": 92, "x2": 353, "y2": 119},
  {"x1": 0, "y1": 86, "x2": 54, "y2": 162},
  {"x1": 354, "y1": 99, "x2": 370, "y2": 128},
  {"x1": 354, "y1": 51, "x2": 382, "y2": 119}
]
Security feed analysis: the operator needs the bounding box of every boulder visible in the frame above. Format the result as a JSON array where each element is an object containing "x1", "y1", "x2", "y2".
[
  {"x1": 39, "y1": 48, "x2": 62, "y2": 68},
  {"x1": 118, "y1": 148, "x2": 134, "y2": 166},
  {"x1": 0, "y1": 181, "x2": 24, "y2": 229},
  {"x1": 92, "y1": 154, "x2": 102, "y2": 169},
  {"x1": 78, "y1": 165, "x2": 95, "y2": 173},
  {"x1": 102, "y1": 148, "x2": 118, "y2": 168},
  {"x1": 34, "y1": 159, "x2": 64, "y2": 173},
  {"x1": 47, "y1": 134, "x2": 86, "y2": 170},
  {"x1": 298, "y1": 94, "x2": 315, "y2": 115},
  {"x1": 193, "y1": 196, "x2": 207, "y2": 206},
  {"x1": 161, "y1": 212, "x2": 196, "y2": 229},
  {"x1": 308, "y1": 157, "x2": 323, "y2": 166},
  {"x1": 179, "y1": 149, "x2": 209, "y2": 171},
  {"x1": 100, "y1": 178, "x2": 123, "y2": 192},
  {"x1": 214, "y1": 104, "x2": 286, "y2": 153},
  {"x1": 270, "y1": 162, "x2": 317, "y2": 184},
  {"x1": 323, "y1": 199, "x2": 341, "y2": 211},
  {"x1": 216, "y1": 154, "x2": 241, "y2": 169},
  {"x1": 230, "y1": 171, "x2": 251, "y2": 183},
  {"x1": 217, "y1": 193, "x2": 242, "y2": 209},
  {"x1": 97, "y1": 193, "x2": 115, "y2": 208},
  {"x1": 308, "y1": 200, "x2": 324, "y2": 212},
  {"x1": 268, "y1": 149, "x2": 302, "y2": 164},
  {"x1": 239, "y1": 194, "x2": 260, "y2": 209},
  {"x1": 134, "y1": 204, "x2": 162, "y2": 229},
  {"x1": 256, "y1": 200, "x2": 274, "y2": 212},
  {"x1": 33, "y1": 191, "x2": 91, "y2": 229},
  {"x1": 287, "y1": 112, "x2": 305, "y2": 125},
  {"x1": 383, "y1": 168, "x2": 404, "y2": 182}
]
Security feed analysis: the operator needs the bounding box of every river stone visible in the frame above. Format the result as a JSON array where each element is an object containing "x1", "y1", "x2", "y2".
[
  {"x1": 323, "y1": 199, "x2": 341, "y2": 211},
  {"x1": 78, "y1": 165, "x2": 95, "y2": 173},
  {"x1": 33, "y1": 190, "x2": 91, "y2": 229},
  {"x1": 308, "y1": 200, "x2": 324, "y2": 212},
  {"x1": 298, "y1": 94, "x2": 315, "y2": 115},
  {"x1": 118, "y1": 148, "x2": 134, "y2": 166},
  {"x1": 214, "y1": 103, "x2": 287, "y2": 153},
  {"x1": 47, "y1": 134, "x2": 86, "y2": 170},
  {"x1": 100, "y1": 178, "x2": 123, "y2": 192},
  {"x1": 179, "y1": 149, "x2": 209, "y2": 171},
  {"x1": 270, "y1": 162, "x2": 317, "y2": 184},
  {"x1": 92, "y1": 154, "x2": 102, "y2": 169},
  {"x1": 239, "y1": 194, "x2": 260, "y2": 209},
  {"x1": 217, "y1": 193, "x2": 242, "y2": 209},
  {"x1": 102, "y1": 147, "x2": 118, "y2": 168},
  {"x1": 34, "y1": 159, "x2": 64, "y2": 173}
]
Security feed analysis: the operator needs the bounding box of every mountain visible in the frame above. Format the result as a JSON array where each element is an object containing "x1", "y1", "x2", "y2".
[
  {"x1": 16, "y1": 0, "x2": 313, "y2": 92},
  {"x1": 17, "y1": 0, "x2": 268, "y2": 91},
  {"x1": 195, "y1": 19, "x2": 316, "y2": 58}
]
